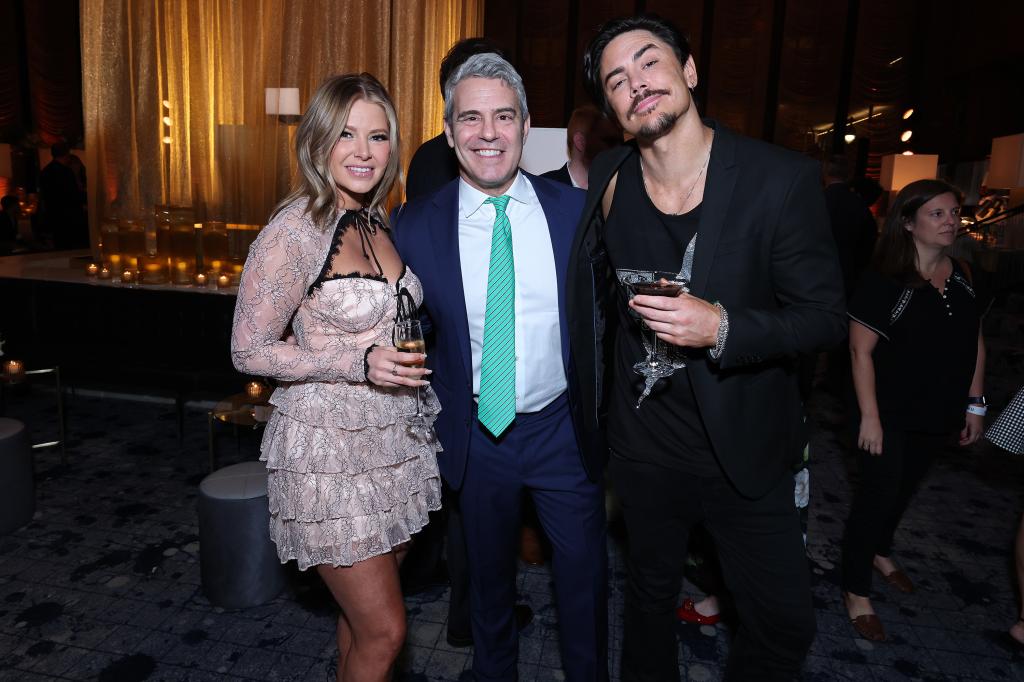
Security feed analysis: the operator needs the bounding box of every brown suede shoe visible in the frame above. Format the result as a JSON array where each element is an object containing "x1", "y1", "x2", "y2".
[
  {"x1": 875, "y1": 566, "x2": 914, "y2": 594},
  {"x1": 850, "y1": 613, "x2": 886, "y2": 642}
]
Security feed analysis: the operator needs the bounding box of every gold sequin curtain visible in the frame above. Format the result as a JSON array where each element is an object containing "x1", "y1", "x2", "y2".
[{"x1": 80, "y1": 0, "x2": 482, "y2": 249}]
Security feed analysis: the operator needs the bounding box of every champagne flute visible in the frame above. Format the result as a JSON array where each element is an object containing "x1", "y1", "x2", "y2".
[{"x1": 395, "y1": 319, "x2": 429, "y2": 435}]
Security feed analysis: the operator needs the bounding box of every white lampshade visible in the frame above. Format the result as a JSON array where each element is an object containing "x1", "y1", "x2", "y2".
[
  {"x1": 879, "y1": 153, "x2": 938, "y2": 192},
  {"x1": 988, "y1": 133, "x2": 1024, "y2": 189},
  {"x1": 265, "y1": 87, "x2": 300, "y2": 116}
]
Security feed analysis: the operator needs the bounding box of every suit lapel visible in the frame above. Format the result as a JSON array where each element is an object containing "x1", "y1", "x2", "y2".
[
  {"x1": 428, "y1": 182, "x2": 474, "y2": 383},
  {"x1": 690, "y1": 125, "x2": 738, "y2": 299},
  {"x1": 527, "y1": 173, "x2": 572, "y2": 370}
]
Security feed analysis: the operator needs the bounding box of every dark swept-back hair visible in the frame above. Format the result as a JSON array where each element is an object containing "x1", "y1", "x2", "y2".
[
  {"x1": 582, "y1": 14, "x2": 692, "y2": 117},
  {"x1": 438, "y1": 37, "x2": 505, "y2": 96},
  {"x1": 873, "y1": 178, "x2": 962, "y2": 286}
]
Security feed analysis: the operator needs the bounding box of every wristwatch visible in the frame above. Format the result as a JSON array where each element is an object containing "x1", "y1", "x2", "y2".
[{"x1": 967, "y1": 395, "x2": 987, "y2": 406}]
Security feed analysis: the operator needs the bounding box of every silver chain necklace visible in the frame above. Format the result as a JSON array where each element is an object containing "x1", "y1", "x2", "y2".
[{"x1": 640, "y1": 131, "x2": 714, "y2": 215}]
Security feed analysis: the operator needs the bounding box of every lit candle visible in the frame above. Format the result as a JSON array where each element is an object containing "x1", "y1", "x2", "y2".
[
  {"x1": 245, "y1": 381, "x2": 264, "y2": 398},
  {"x1": 121, "y1": 269, "x2": 136, "y2": 284},
  {"x1": 194, "y1": 272, "x2": 208, "y2": 286},
  {"x1": 216, "y1": 274, "x2": 230, "y2": 289},
  {"x1": 86, "y1": 263, "x2": 99, "y2": 277},
  {"x1": 4, "y1": 359, "x2": 24, "y2": 381},
  {"x1": 98, "y1": 266, "x2": 112, "y2": 279}
]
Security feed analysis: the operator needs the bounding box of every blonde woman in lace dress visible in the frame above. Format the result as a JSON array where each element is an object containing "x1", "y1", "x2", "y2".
[{"x1": 231, "y1": 73, "x2": 441, "y2": 681}]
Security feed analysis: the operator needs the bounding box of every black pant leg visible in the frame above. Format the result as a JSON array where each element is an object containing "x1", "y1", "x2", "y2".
[
  {"x1": 875, "y1": 431, "x2": 944, "y2": 557},
  {"x1": 445, "y1": 484, "x2": 472, "y2": 639},
  {"x1": 609, "y1": 456, "x2": 699, "y2": 682},
  {"x1": 840, "y1": 428, "x2": 908, "y2": 596},
  {"x1": 702, "y1": 474, "x2": 815, "y2": 682}
]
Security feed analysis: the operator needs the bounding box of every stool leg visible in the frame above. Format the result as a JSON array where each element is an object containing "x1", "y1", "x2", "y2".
[
  {"x1": 54, "y1": 367, "x2": 66, "y2": 466},
  {"x1": 208, "y1": 411, "x2": 216, "y2": 473}
]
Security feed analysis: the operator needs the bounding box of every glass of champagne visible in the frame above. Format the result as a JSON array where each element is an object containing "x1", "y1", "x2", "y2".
[{"x1": 395, "y1": 319, "x2": 429, "y2": 435}]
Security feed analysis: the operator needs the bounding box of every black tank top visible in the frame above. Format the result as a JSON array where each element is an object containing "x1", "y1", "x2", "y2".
[{"x1": 602, "y1": 152, "x2": 719, "y2": 476}]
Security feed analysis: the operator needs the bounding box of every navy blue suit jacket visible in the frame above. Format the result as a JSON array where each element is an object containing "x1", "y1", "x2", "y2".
[{"x1": 393, "y1": 172, "x2": 599, "y2": 491}]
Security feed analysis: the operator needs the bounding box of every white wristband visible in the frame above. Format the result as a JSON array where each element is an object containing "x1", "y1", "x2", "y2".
[{"x1": 966, "y1": 404, "x2": 987, "y2": 416}]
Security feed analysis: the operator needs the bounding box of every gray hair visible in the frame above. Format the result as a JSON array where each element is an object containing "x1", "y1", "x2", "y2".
[{"x1": 443, "y1": 53, "x2": 529, "y2": 125}]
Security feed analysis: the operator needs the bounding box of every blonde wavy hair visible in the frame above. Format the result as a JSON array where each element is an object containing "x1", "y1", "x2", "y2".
[{"x1": 272, "y1": 73, "x2": 400, "y2": 231}]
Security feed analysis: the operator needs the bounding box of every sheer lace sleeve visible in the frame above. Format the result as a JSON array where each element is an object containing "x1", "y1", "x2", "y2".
[{"x1": 231, "y1": 206, "x2": 367, "y2": 383}]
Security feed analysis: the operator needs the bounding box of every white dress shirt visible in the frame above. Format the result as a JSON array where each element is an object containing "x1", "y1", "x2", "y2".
[{"x1": 458, "y1": 172, "x2": 566, "y2": 414}]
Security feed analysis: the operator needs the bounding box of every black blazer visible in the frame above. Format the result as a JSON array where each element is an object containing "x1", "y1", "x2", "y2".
[
  {"x1": 394, "y1": 172, "x2": 598, "y2": 490},
  {"x1": 541, "y1": 163, "x2": 573, "y2": 187},
  {"x1": 566, "y1": 122, "x2": 847, "y2": 498}
]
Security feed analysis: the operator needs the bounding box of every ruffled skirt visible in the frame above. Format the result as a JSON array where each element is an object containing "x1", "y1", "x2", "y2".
[{"x1": 260, "y1": 383, "x2": 442, "y2": 570}]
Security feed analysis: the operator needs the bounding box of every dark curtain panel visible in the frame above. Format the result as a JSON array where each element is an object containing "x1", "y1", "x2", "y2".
[
  {"x1": 23, "y1": 0, "x2": 84, "y2": 146},
  {"x1": 0, "y1": 0, "x2": 26, "y2": 142},
  {"x1": 704, "y1": 0, "x2": 773, "y2": 139},
  {"x1": 773, "y1": 0, "x2": 846, "y2": 154}
]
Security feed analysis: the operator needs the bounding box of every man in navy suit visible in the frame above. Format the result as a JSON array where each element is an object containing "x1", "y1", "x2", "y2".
[{"x1": 393, "y1": 53, "x2": 607, "y2": 681}]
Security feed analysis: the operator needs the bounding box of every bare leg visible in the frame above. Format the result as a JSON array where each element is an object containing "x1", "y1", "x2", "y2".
[
  {"x1": 694, "y1": 595, "x2": 720, "y2": 617},
  {"x1": 1011, "y1": 514, "x2": 1024, "y2": 646},
  {"x1": 316, "y1": 552, "x2": 407, "y2": 682},
  {"x1": 873, "y1": 554, "x2": 899, "y2": 576},
  {"x1": 843, "y1": 591, "x2": 875, "y2": 619}
]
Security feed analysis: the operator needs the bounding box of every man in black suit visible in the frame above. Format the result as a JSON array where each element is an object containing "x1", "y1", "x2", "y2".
[
  {"x1": 566, "y1": 15, "x2": 846, "y2": 682},
  {"x1": 541, "y1": 104, "x2": 620, "y2": 190}
]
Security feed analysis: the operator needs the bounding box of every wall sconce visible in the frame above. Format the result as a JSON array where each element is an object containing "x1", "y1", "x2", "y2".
[{"x1": 266, "y1": 88, "x2": 301, "y2": 125}]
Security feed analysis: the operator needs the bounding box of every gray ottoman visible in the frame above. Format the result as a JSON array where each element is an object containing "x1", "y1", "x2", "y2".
[
  {"x1": 198, "y1": 461, "x2": 286, "y2": 608},
  {"x1": 0, "y1": 418, "x2": 33, "y2": 535}
]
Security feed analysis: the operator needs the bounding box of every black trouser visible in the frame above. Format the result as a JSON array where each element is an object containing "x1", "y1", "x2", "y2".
[
  {"x1": 609, "y1": 456, "x2": 815, "y2": 682},
  {"x1": 841, "y1": 429, "x2": 948, "y2": 596}
]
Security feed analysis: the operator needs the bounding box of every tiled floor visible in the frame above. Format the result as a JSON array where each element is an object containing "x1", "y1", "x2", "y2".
[{"x1": 1, "y1": 295, "x2": 1023, "y2": 681}]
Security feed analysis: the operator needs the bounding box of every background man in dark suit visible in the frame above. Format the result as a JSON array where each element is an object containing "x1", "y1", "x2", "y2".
[
  {"x1": 394, "y1": 53, "x2": 607, "y2": 681},
  {"x1": 567, "y1": 14, "x2": 847, "y2": 682},
  {"x1": 541, "y1": 104, "x2": 621, "y2": 190}
]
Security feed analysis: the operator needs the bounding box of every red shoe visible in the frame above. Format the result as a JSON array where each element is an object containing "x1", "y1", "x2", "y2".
[{"x1": 676, "y1": 598, "x2": 721, "y2": 625}]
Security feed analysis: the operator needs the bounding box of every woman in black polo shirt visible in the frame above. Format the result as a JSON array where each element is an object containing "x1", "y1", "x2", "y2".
[{"x1": 840, "y1": 179, "x2": 987, "y2": 642}]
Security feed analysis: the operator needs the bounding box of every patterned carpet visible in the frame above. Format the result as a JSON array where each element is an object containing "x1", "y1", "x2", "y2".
[{"x1": 1, "y1": 293, "x2": 1022, "y2": 681}]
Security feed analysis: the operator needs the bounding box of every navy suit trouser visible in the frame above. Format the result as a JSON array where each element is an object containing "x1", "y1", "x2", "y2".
[{"x1": 459, "y1": 393, "x2": 608, "y2": 681}]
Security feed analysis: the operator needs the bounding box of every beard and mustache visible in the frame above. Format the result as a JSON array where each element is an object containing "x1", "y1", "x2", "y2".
[{"x1": 627, "y1": 88, "x2": 687, "y2": 141}]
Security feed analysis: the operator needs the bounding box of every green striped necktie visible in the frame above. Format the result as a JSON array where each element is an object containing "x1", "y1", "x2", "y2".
[{"x1": 478, "y1": 195, "x2": 516, "y2": 438}]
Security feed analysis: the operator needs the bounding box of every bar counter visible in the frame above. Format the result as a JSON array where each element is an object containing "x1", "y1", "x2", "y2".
[{"x1": 0, "y1": 251, "x2": 244, "y2": 399}]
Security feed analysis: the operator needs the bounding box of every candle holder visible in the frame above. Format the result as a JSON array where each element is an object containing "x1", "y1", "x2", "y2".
[
  {"x1": 121, "y1": 269, "x2": 136, "y2": 285},
  {"x1": 194, "y1": 272, "x2": 208, "y2": 287},
  {"x1": 98, "y1": 266, "x2": 112, "y2": 280},
  {"x1": 3, "y1": 359, "x2": 24, "y2": 383},
  {"x1": 216, "y1": 273, "x2": 231, "y2": 289},
  {"x1": 245, "y1": 381, "x2": 265, "y2": 399},
  {"x1": 85, "y1": 263, "x2": 99, "y2": 277}
]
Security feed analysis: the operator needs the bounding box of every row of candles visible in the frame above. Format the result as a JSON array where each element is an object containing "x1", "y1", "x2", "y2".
[
  {"x1": 4, "y1": 359, "x2": 265, "y2": 394},
  {"x1": 84, "y1": 262, "x2": 236, "y2": 288}
]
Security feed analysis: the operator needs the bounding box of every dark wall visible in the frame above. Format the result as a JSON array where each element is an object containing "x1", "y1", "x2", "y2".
[
  {"x1": 487, "y1": 0, "x2": 1024, "y2": 167},
  {"x1": 0, "y1": 0, "x2": 84, "y2": 148}
]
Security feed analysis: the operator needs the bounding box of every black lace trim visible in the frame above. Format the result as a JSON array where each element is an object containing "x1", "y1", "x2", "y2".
[{"x1": 308, "y1": 209, "x2": 391, "y2": 296}]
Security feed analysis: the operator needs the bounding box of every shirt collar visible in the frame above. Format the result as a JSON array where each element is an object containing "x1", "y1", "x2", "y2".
[{"x1": 458, "y1": 171, "x2": 533, "y2": 219}]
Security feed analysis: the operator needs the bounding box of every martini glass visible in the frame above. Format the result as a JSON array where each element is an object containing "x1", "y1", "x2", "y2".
[{"x1": 615, "y1": 268, "x2": 689, "y2": 406}]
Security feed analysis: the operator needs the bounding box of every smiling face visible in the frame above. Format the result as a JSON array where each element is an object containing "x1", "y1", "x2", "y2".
[
  {"x1": 599, "y1": 29, "x2": 697, "y2": 141},
  {"x1": 906, "y1": 192, "x2": 960, "y2": 251},
  {"x1": 328, "y1": 98, "x2": 392, "y2": 209},
  {"x1": 444, "y1": 77, "x2": 529, "y2": 196}
]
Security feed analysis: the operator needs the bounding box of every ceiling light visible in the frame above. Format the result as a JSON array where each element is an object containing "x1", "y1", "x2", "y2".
[
  {"x1": 902, "y1": 108, "x2": 914, "y2": 119},
  {"x1": 900, "y1": 130, "x2": 913, "y2": 142},
  {"x1": 844, "y1": 134, "x2": 856, "y2": 143},
  {"x1": 902, "y1": 150, "x2": 914, "y2": 156},
  {"x1": 162, "y1": 116, "x2": 172, "y2": 126}
]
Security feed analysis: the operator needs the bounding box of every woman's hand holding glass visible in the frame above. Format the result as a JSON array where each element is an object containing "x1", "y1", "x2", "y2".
[{"x1": 365, "y1": 346, "x2": 430, "y2": 388}]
